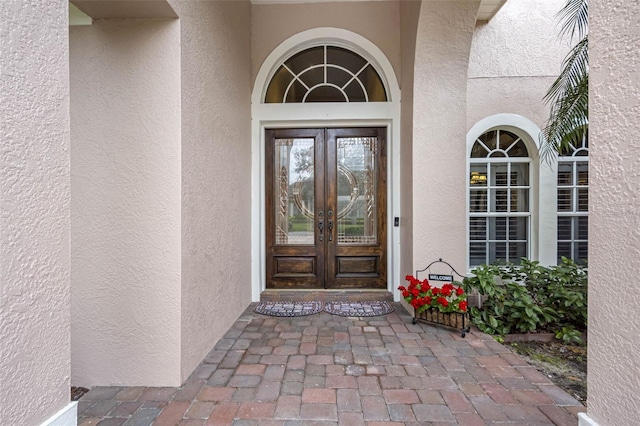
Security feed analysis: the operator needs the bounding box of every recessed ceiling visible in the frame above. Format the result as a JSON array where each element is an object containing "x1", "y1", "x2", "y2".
[
  {"x1": 476, "y1": 0, "x2": 508, "y2": 23},
  {"x1": 250, "y1": 0, "x2": 508, "y2": 23},
  {"x1": 70, "y1": 0, "x2": 177, "y2": 20}
]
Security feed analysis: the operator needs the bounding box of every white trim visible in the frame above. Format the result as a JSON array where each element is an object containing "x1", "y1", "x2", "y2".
[
  {"x1": 69, "y1": 3, "x2": 92, "y2": 26},
  {"x1": 251, "y1": 28, "x2": 401, "y2": 301},
  {"x1": 252, "y1": 28, "x2": 400, "y2": 105},
  {"x1": 578, "y1": 413, "x2": 600, "y2": 426},
  {"x1": 466, "y1": 114, "x2": 557, "y2": 270},
  {"x1": 41, "y1": 402, "x2": 77, "y2": 426}
]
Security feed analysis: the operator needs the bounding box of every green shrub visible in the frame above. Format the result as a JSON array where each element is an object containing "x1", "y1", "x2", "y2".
[
  {"x1": 464, "y1": 257, "x2": 587, "y2": 342},
  {"x1": 342, "y1": 225, "x2": 364, "y2": 236}
]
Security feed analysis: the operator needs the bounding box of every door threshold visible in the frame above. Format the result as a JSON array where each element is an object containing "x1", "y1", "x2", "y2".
[{"x1": 260, "y1": 289, "x2": 393, "y2": 302}]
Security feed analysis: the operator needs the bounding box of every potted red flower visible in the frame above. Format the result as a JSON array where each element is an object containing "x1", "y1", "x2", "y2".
[{"x1": 399, "y1": 275, "x2": 470, "y2": 336}]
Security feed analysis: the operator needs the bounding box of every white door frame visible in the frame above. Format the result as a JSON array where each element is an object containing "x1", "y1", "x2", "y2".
[{"x1": 250, "y1": 28, "x2": 402, "y2": 301}]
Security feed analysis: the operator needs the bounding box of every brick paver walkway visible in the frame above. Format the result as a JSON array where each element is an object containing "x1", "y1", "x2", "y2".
[{"x1": 77, "y1": 303, "x2": 585, "y2": 425}]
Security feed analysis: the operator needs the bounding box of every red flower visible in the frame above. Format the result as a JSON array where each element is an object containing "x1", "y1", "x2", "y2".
[{"x1": 401, "y1": 276, "x2": 467, "y2": 314}]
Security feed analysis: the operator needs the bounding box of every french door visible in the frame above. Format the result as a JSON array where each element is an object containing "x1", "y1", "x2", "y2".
[{"x1": 265, "y1": 127, "x2": 387, "y2": 289}]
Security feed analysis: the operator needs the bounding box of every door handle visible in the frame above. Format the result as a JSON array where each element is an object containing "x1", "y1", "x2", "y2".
[
  {"x1": 318, "y1": 210, "x2": 324, "y2": 242},
  {"x1": 327, "y1": 210, "x2": 333, "y2": 241}
]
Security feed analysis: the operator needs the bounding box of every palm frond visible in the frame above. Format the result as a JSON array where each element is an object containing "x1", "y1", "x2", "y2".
[
  {"x1": 541, "y1": 72, "x2": 589, "y2": 162},
  {"x1": 558, "y1": 0, "x2": 588, "y2": 41},
  {"x1": 544, "y1": 37, "x2": 588, "y2": 104},
  {"x1": 541, "y1": 0, "x2": 588, "y2": 161}
]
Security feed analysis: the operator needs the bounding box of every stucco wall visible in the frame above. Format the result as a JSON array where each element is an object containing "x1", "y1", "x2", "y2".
[
  {"x1": 467, "y1": 0, "x2": 568, "y2": 129},
  {"x1": 412, "y1": 0, "x2": 479, "y2": 274},
  {"x1": 177, "y1": 0, "x2": 253, "y2": 381},
  {"x1": 1, "y1": 0, "x2": 71, "y2": 424},
  {"x1": 399, "y1": 0, "x2": 420, "y2": 278},
  {"x1": 466, "y1": 0, "x2": 570, "y2": 268},
  {"x1": 70, "y1": 19, "x2": 182, "y2": 387},
  {"x1": 251, "y1": 1, "x2": 400, "y2": 90},
  {"x1": 587, "y1": 1, "x2": 640, "y2": 425}
]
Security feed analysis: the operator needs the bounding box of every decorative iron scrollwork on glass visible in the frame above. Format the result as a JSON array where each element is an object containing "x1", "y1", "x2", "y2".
[
  {"x1": 336, "y1": 136, "x2": 378, "y2": 245},
  {"x1": 275, "y1": 138, "x2": 315, "y2": 245},
  {"x1": 276, "y1": 165, "x2": 289, "y2": 244},
  {"x1": 336, "y1": 166, "x2": 360, "y2": 220},
  {"x1": 292, "y1": 180, "x2": 315, "y2": 219}
]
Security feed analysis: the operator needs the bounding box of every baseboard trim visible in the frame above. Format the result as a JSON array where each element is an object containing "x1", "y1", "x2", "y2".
[
  {"x1": 579, "y1": 412, "x2": 600, "y2": 426},
  {"x1": 41, "y1": 402, "x2": 77, "y2": 426}
]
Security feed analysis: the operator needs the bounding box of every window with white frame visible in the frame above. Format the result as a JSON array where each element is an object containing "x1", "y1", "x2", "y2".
[
  {"x1": 469, "y1": 129, "x2": 532, "y2": 267},
  {"x1": 557, "y1": 137, "x2": 588, "y2": 264},
  {"x1": 264, "y1": 45, "x2": 388, "y2": 103}
]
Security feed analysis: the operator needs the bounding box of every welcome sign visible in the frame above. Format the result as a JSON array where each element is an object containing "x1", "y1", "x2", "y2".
[{"x1": 428, "y1": 273, "x2": 455, "y2": 282}]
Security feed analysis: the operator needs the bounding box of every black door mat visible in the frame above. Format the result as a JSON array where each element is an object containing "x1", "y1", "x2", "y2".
[
  {"x1": 254, "y1": 300, "x2": 394, "y2": 317},
  {"x1": 324, "y1": 301, "x2": 394, "y2": 317},
  {"x1": 254, "y1": 301, "x2": 323, "y2": 317}
]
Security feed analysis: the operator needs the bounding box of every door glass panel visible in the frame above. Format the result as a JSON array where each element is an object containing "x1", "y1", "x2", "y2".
[
  {"x1": 336, "y1": 137, "x2": 378, "y2": 245},
  {"x1": 274, "y1": 138, "x2": 315, "y2": 245}
]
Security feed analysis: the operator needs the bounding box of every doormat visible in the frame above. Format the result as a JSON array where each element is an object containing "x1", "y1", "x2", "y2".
[
  {"x1": 324, "y1": 301, "x2": 394, "y2": 317},
  {"x1": 254, "y1": 301, "x2": 323, "y2": 317}
]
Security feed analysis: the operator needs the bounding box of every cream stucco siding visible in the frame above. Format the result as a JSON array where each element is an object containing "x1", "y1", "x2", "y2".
[
  {"x1": 466, "y1": 0, "x2": 569, "y2": 268},
  {"x1": 586, "y1": 1, "x2": 640, "y2": 425},
  {"x1": 70, "y1": 19, "x2": 182, "y2": 387},
  {"x1": 177, "y1": 0, "x2": 253, "y2": 381},
  {"x1": 467, "y1": 0, "x2": 567, "y2": 129},
  {"x1": 1, "y1": 0, "x2": 72, "y2": 424},
  {"x1": 412, "y1": 0, "x2": 480, "y2": 275},
  {"x1": 399, "y1": 0, "x2": 420, "y2": 278},
  {"x1": 3, "y1": 0, "x2": 640, "y2": 423},
  {"x1": 251, "y1": 1, "x2": 401, "y2": 90}
]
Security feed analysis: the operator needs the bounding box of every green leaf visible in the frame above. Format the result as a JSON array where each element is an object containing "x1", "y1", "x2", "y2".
[{"x1": 489, "y1": 316, "x2": 499, "y2": 329}]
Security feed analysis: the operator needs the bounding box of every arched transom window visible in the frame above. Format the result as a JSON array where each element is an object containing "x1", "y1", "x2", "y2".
[
  {"x1": 265, "y1": 45, "x2": 388, "y2": 103},
  {"x1": 469, "y1": 129, "x2": 532, "y2": 267}
]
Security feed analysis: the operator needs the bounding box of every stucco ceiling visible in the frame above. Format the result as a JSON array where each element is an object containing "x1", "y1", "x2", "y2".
[
  {"x1": 250, "y1": 0, "x2": 509, "y2": 23},
  {"x1": 70, "y1": 0, "x2": 508, "y2": 24},
  {"x1": 476, "y1": 0, "x2": 508, "y2": 22},
  {"x1": 70, "y1": 0, "x2": 177, "y2": 20}
]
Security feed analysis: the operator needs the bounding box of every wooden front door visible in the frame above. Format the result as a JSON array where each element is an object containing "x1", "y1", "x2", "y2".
[{"x1": 266, "y1": 127, "x2": 387, "y2": 289}]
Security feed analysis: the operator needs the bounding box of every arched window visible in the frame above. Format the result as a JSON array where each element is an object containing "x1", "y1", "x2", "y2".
[
  {"x1": 469, "y1": 129, "x2": 532, "y2": 267},
  {"x1": 557, "y1": 136, "x2": 588, "y2": 264},
  {"x1": 264, "y1": 45, "x2": 388, "y2": 103}
]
